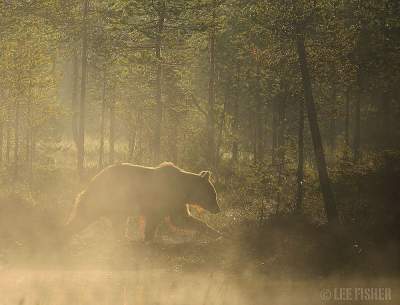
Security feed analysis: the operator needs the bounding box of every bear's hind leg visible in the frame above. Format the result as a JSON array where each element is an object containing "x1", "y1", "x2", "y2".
[
  {"x1": 143, "y1": 216, "x2": 160, "y2": 242},
  {"x1": 110, "y1": 216, "x2": 129, "y2": 243}
]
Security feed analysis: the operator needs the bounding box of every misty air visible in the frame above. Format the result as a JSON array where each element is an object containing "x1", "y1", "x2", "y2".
[{"x1": 0, "y1": 1, "x2": 399, "y2": 305}]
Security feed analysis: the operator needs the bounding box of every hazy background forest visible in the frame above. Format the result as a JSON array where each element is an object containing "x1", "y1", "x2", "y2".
[{"x1": 0, "y1": 0, "x2": 399, "y2": 304}]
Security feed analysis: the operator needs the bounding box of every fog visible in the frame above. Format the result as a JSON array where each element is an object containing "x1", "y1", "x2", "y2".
[
  {"x1": 0, "y1": 196, "x2": 398, "y2": 305},
  {"x1": 1, "y1": 0, "x2": 400, "y2": 304}
]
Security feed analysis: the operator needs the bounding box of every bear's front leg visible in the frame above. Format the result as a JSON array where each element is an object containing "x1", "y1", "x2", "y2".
[
  {"x1": 170, "y1": 206, "x2": 222, "y2": 239},
  {"x1": 109, "y1": 216, "x2": 130, "y2": 242},
  {"x1": 143, "y1": 215, "x2": 161, "y2": 242}
]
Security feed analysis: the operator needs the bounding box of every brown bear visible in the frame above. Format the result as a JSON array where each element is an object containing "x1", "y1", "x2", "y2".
[{"x1": 65, "y1": 162, "x2": 222, "y2": 241}]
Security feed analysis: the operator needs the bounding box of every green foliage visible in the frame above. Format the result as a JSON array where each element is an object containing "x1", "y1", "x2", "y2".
[
  {"x1": 332, "y1": 151, "x2": 400, "y2": 231},
  {"x1": 0, "y1": 1, "x2": 399, "y2": 268}
]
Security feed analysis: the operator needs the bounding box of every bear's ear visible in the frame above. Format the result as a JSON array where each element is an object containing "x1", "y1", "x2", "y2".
[{"x1": 200, "y1": 170, "x2": 210, "y2": 180}]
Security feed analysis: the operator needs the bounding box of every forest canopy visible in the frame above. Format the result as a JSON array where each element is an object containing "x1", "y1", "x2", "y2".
[{"x1": 0, "y1": 0, "x2": 399, "y2": 224}]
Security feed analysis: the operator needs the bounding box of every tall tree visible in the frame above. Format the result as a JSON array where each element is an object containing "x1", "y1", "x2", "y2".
[
  {"x1": 231, "y1": 62, "x2": 240, "y2": 165},
  {"x1": 207, "y1": 1, "x2": 217, "y2": 170},
  {"x1": 153, "y1": 0, "x2": 166, "y2": 163},
  {"x1": 345, "y1": 88, "x2": 350, "y2": 150},
  {"x1": 77, "y1": 0, "x2": 89, "y2": 178},
  {"x1": 296, "y1": 34, "x2": 338, "y2": 223},
  {"x1": 295, "y1": 96, "x2": 305, "y2": 214},
  {"x1": 353, "y1": 21, "x2": 368, "y2": 162},
  {"x1": 98, "y1": 70, "x2": 106, "y2": 169},
  {"x1": 71, "y1": 48, "x2": 79, "y2": 149},
  {"x1": 254, "y1": 64, "x2": 264, "y2": 163},
  {"x1": 109, "y1": 98, "x2": 116, "y2": 164}
]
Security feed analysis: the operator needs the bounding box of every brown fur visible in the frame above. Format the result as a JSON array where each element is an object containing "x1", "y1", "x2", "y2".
[{"x1": 66, "y1": 162, "x2": 221, "y2": 241}]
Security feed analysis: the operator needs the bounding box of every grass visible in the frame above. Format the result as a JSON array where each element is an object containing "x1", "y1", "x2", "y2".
[{"x1": 0, "y1": 147, "x2": 400, "y2": 304}]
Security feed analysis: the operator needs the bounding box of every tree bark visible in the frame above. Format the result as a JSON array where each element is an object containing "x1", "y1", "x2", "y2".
[
  {"x1": 109, "y1": 99, "x2": 115, "y2": 164},
  {"x1": 295, "y1": 97, "x2": 305, "y2": 214},
  {"x1": 30, "y1": 133, "x2": 35, "y2": 172},
  {"x1": 128, "y1": 124, "x2": 137, "y2": 162},
  {"x1": 153, "y1": 1, "x2": 165, "y2": 164},
  {"x1": 25, "y1": 130, "x2": 30, "y2": 162},
  {"x1": 381, "y1": 92, "x2": 392, "y2": 149},
  {"x1": 296, "y1": 35, "x2": 339, "y2": 224},
  {"x1": 77, "y1": 0, "x2": 89, "y2": 179},
  {"x1": 354, "y1": 22, "x2": 367, "y2": 162},
  {"x1": 216, "y1": 90, "x2": 227, "y2": 172},
  {"x1": 329, "y1": 86, "x2": 337, "y2": 162},
  {"x1": 6, "y1": 119, "x2": 10, "y2": 164},
  {"x1": 14, "y1": 99, "x2": 20, "y2": 179},
  {"x1": 170, "y1": 125, "x2": 178, "y2": 164},
  {"x1": 345, "y1": 88, "x2": 350, "y2": 149},
  {"x1": 0, "y1": 121, "x2": 3, "y2": 166},
  {"x1": 254, "y1": 65, "x2": 263, "y2": 163},
  {"x1": 271, "y1": 96, "x2": 278, "y2": 164},
  {"x1": 71, "y1": 47, "x2": 79, "y2": 147},
  {"x1": 231, "y1": 62, "x2": 240, "y2": 165},
  {"x1": 276, "y1": 90, "x2": 286, "y2": 210},
  {"x1": 354, "y1": 91, "x2": 361, "y2": 161},
  {"x1": 166, "y1": 91, "x2": 179, "y2": 164},
  {"x1": 26, "y1": 96, "x2": 32, "y2": 183},
  {"x1": 135, "y1": 110, "x2": 143, "y2": 163},
  {"x1": 278, "y1": 90, "x2": 286, "y2": 162},
  {"x1": 207, "y1": 2, "x2": 217, "y2": 170}
]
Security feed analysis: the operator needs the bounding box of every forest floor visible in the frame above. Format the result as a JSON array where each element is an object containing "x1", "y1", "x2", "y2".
[{"x1": 0, "y1": 204, "x2": 399, "y2": 305}]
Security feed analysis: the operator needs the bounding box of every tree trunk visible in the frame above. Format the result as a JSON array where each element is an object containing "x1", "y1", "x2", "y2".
[
  {"x1": 381, "y1": 92, "x2": 392, "y2": 149},
  {"x1": 354, "y1": 22, "x2": 367, "y2": 162},
  {"x1": 98, "y1": 72, "x2": 106, "y2": 169},
  {"x1": 0, "y1": 121, "x2": 3, "y2": 166},
  {"x1": 6, "y1": 119, "x2": 10, "y2": 164},
  {"x1": 168, "y1": 110, "x2": 178, "y2": 164},
  {"x1": 271, "y1": 96, "x2": 278, "y2": 164},
  {"x1": 254, "y1": 65, "x2": 263, "y2": 163},
  {"x1": 345, "y1": 88, "x2": 350, "y2": 149},
  {"x1": 165, "y1": 90, "x2": 179, "y2": 164},
  {"x1": 207, "y1": 3, "x2": 217, "y2": 170},
  {"x1": 71, "y1": 47, "x2": 79, "y2": 147},
  {"x1": 231, "y1": 62, "x2": 240, "y2": 165},
  {"x1": 153, "y1": 1, "x2": 165, "y2": 164},
  {"x1": 216, "y1": 90, "x2": 227, "y2": 173},
  {"x1": 109, "y1": 100, "x2": 115, "y2": 164},
  {"x1": 295, "y1": 97, "x2": 305, "y2": 214},
  {"x1": 329, "y1": 86, "x2": 337, "y2": 162},
  {"x1": 25, "y1": 131, "x2": 30, "y2": 162},
  {"x1": 296, "y1": 35, "x2": 339, "y2": 224},
  {"x1": 77, "y1": 0, "x2": 89, "y2": 179},
  {"x1": 26, "y1": 97, "x2": 32, "y2": 183},
  {"x1": 276, "y1": 90, "x2": 286, "y2": 211},
  {"x1": 354, "y1": 92, "x2": 361, "y2": 161},
  {"x1": 278, "y1": 90, "x2": 286, "y2": 161},
  {"x1": 135, "y1": 110, "x2": 143, "y2": 163},
  {"x1": 128, "y1": 125, "x2": 137, "y2": 162},
  {"x1": 30, "y1": 133, "x2": 35, "y2": 171},
  {"x1": 14, "y1": 99, "x2": 20, "y2": 179}
]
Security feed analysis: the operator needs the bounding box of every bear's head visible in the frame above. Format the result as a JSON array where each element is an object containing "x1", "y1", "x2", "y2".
[{"x1": 192, "y1": 170, "x2": 220, "y2": 214}]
